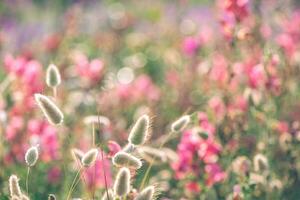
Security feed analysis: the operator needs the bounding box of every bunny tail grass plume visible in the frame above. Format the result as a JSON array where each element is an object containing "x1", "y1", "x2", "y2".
[
  {"x1": 114, "y1": 167, "x2": 131, "y2": 197},
  {"x1": 128, "y1": 114, "x2": 150, "y2": 145},
  {"x1": 113, "y1": 151, "x2": 142, "y2": 169},
  {"x1": 254, "y1": 153, "x2": 269, "y2": 172},
  {"x1": 21, "y1": 195, "x2": 30, "y2": 200},
  {"x1": 48, "y1": 194, "x2": 56, "y2": 200},
  {"x1": 25, "y1": 146, "x2": 39, "y2": 167},
  {"x1": 171, "y1": 115, "x2": 190, "y2": 133},
  {"x1": 123, "y1": 143, "x2": 136, "y2": 153},
  {"x1": 34, "y1": 94, "x2": 64, "y2": 125},
  {"x1": 46, "y1": 64, "x2": 61, "y2": 88},
  {"x1": 101, "y1": 189, "x2": 114, "y2": 200},
  {"x1": 71, "y1": 148, "x2": 84, "y2": 163},
  {"x1": 134, "y1": 186, "x2": 155, "y2": 200},
  {"x1": 138, "y1": 146, "x2": 167, "y2": 164},
  {"x1": 81, "y1": 148, "x2": 98, "y2": 167},
  {"x1": 11, "y1": 196, "x2": 21, "y2": 200},
  {"x1": 9, "y1": 175, "x2": 22, "y2": 197}
]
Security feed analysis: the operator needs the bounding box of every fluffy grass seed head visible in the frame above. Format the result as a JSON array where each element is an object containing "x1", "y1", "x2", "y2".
[
  {"x1": 134, "y1": 186, "x2": 155, "y2": 200},
  {"x1": 83, "y1": 115, "x2": 110, "y2": 126},
  {"x1": 11, "y1": 196, "x2": 21, "y2": 200},
  {"x1": 114, "y1": 167, "x2": 131, "y2": 197},
  {"x1": 171, "y1": 115, "x2": 190, "y2": 133},
  {"x1": 122, "y1": 143, "x2": 136, "y2": 153},
  {"x1": 48, "y1": 194, "x2": 56, "y2": 200},
  {"x1": 21, "y1": 195, "x2": 30, "y2": 200},
  {"x1": 138, "y1": 146, "x2": 167, "y2": 164},
  {"x1": 71, "y1": 148, "x2": 84, "y2": 163},
  {"x1": 81, "y1": 148, "x2": 98, "y2": 167},
  {"x1": 46, "y1": 64, "x2": 61, "y2": 88},
  {"x1": 25, "y1": 146, "x2": 39, "y2": 167},
  {"x1": 9, "y1": 175, "x2": 22, "y2": 197},
  {"x1": 254, "y1": 153, "x2": 269, "y2": 172},
  {"x1": 112, "y1": 151, "x2": 142, "y2": 169},
  {"x1": 101, "y1": 189, "x2": 114, "y2": 200},
  {"x1": 34, "y1": 93, "x2": 64, "y2": 125},
  {"x1": 128, "y1": 114, "x2": 150, "y2": 145}
]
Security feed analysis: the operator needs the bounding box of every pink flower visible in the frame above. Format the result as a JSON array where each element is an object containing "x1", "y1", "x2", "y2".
[
  {"x1": 5, "y1": 115, "x2": 24, "y2": 140},
  {"x1": 27, "y1": 119, "x2": 59, "y2": 162},
  {"x1": 208, "y1": 96, "x2": 226, "y2": 121},
  {"x1": 73, "y1": 52, "x2": 105, "y2": 83},
  {"x1": 276, "y1": 121, "x2": 289, "y2": 134},
  {"x1": 47, "y1": 167, "x2": 61, "y2": 184},
  {"x1": 107, "y1": 140, "x2": 121, "y2": 158},
  {"x1": 276, "y1": 34, "x2": 295, "y2": 57},
  {"x1": 220, "y1": 12, "x2": 236, "y2": 40},
  {"x1": 227, "y1": 95, "x2": 248, "y2": 115},
  {"x1": 83, "y1": 151, "x2": 112, "y2": 191},
  {"x1": 198, "y1": 112, "x2": 216, "y2": 137},
  {"x1": 209, "y1": 54, "x2": 229, "y2": 86},
  {"x1": 182, "y1": 36, "x2": 200, "y2": 56},
  {"x1": 218, "y1": 0, "x2": 250, "y2": 39},
  {"x1": 172, "y1": 113, "x2": 225, "y2": 190},
  {"x1": 205, "y1": 163, "x2": 226, "y2": 187},
  {"x1": 116, "y1": 75, "x2": 160, "y2": 102},
  {"x1": 222, "y1": 0, "x2": 249, "y2": 21},
  {"x1": 186, "y1": 182, "x2": 201, "y2": 193},
  {"x1": 246, "y1": 64, "x2": 266, "y2": 89}
]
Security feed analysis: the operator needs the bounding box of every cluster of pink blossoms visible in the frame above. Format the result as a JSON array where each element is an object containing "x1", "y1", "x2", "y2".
[
  {"x1": 100, "y1": 74, "x2": 160, "y2": 109},
  {"x1": 3, "y1": 55, "x2": 64, "y2": 183},
  {"x1": 172, "y1": 112, "x2": 226, "y2": 193},
  {"x1": 218, "y1": 0, "x2": 250, "y2": 39},
  {"x1": 276, "y1": 10, "x2": 300, "y2": 60},
  {"x1": 3, "y1": 55, "x2": 45, "y2": 161},
  {"x1": 83, "y1": 151, "x2": 113, "y2": 191},
  {"x1": 72, "y1": 51, "x2": 105, "y2": 84}
]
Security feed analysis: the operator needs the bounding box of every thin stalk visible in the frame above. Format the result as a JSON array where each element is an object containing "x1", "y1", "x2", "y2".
[
  {"x1": 26, "y1": 167, "x2": 30, "y2": 194},
  {"x1": 66, "y1": 167, "x2": 83, "y2": 200},
  {"x1": 97, "y1": 114, "x2": 110, "y2": 200},
  {"x1": 53, "y1": 87, "x2": 57, "y2": 99},
  {"x1": 139, "y1": 131, "x2": 173, "y2": 189},
  {"x1": 92, "y1": 122, "x2": 96, "y2": 199}
]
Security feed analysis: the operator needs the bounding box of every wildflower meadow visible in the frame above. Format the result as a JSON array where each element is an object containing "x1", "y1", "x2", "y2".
[{"x1": 1, "y1": 0, "x2": 300, "y2": 199}]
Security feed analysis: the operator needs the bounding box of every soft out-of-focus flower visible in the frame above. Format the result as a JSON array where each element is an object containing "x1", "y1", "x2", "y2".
[
  {"x1": 72, "y1": 51, "x2": 105, "y2": 83},
  {"x1": 232, "y1": 156, "x2": 251, "y2": 176},
  {"x1": 27, "y1": 119, "x2": 59, "y2": 162},
  {"x1": 186, "y1": 181, "x2": 201, "y2": 193},
  {"x1": 276, "y1": 11, "x2": 300, "y2": 59},
  {"x1": 83, "y1": 151, "x2": 112, "y2": 191},
  {"x1": 218, "y1": 0, "x2": 250, "y2": 39},
  {"x1": 116, "y1": 75, "x2": 160, "y2": 102},
  {"x1": 209, "y1": 54, "x2": 229, "y2": 86},
  {"x1": 182, "y1": 36, "x2": 200, "y2": 56},
  {"x1": 208, "y1": 96, "x2": 226, "y2": 122},
  {"x1": 47, "y1": 166, "x2": 61, "y2": 184},
  {"x1": 172, "y1": 113, "x2": 225, "y2": 192},
  {"x1": 107, "y1": 140, "x2": 121, "y2": 158}
]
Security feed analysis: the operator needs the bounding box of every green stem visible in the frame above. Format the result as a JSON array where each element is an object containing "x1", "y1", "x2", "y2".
[
  {"x1": 66, "y1": 167, "x2": 83, "y2": 200},
  {"x1": 139, "y1": 132, "x2": 172, "y2": 189},
  {"x1": 53, "y1": 87, "x2": 57, "y2": 99},
  {"x1": 26, "y1": 167, "x2": 30, "y2": 194}
]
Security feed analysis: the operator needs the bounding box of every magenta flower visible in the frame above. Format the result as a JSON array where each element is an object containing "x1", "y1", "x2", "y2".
[
  {"x1": 82, "y1": 150, "x2": 112, "y2": 191},
  {"x1": 182, "y1": 36, "x2": 200, "y2": 56},
  {"x1": 173, "y1": 113, "x2": 225, "y2": 191},
  {"x1": 47, "y1": 166, "x2": 61, "y2": 184},
  {"x1": 73, "y1": 52, "x2": 105, "y2": 83},
  {"x1": 107, "y1": 140, "x2": 122, "y2": 158}
]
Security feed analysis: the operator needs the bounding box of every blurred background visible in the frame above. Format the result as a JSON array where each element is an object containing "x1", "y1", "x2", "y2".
[{"x1": 1, "y1": 0, "x2": 300, "y2": 199}]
